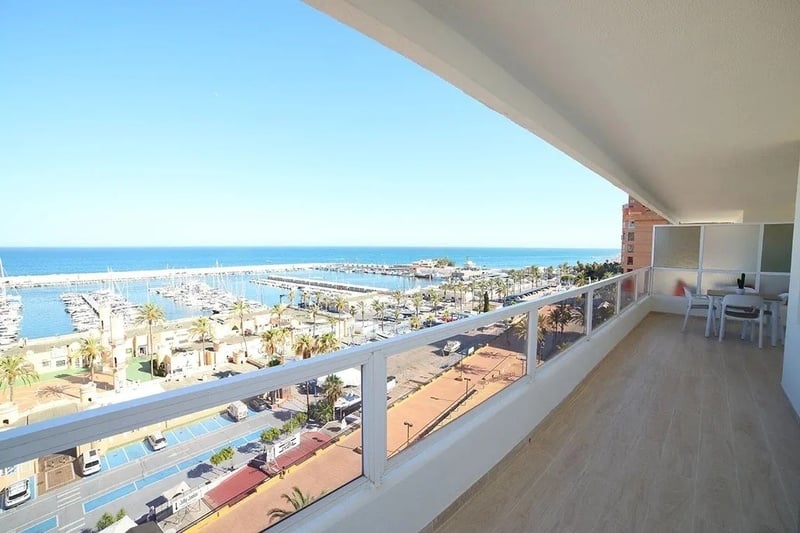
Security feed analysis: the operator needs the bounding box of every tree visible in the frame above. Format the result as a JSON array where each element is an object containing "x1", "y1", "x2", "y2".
[
  {"x1": 316, "y1": 332, "x2": 340, "y2": 354},
  {"x1": 334, "y1": 296, "x2": 348, "y2": 337},
  {"x1": 547, "y1": 303, "x2": 572, "y2": 344},
  {"x1": 261, "y1": 427, "x2": 282, "y2": 444},
  {"x1": 0, "y1": 352, "x2": 39, "y2": 402},
  {"x1": 268, "y1": 487, "x2": 323, "y2": 523},
  {"x1": 390, "y1": 290, "x2": 405, "y2": 309},
  {"x1": 286, "y1": 288, "x2": 296, "y2": 308},
  {"x1": 96, "y1": 509, "x2": 126, "y2": 530},
  {"x1": 371, "y1": 299, "x2": 386, "y2": 332},
  {"x1": 411, "y1": 293, "x2": 423, "y2": 317},
  {"x1": 410, "y1": 315, "x2": 421, "y2": 330},
  {"x1": 189, "y1": 317, "x2": 213, "y2": 368},
  {"x1": 358, "y1": 301, "x2": 366, "y2": 330},
  {"x1": 231, "y1": 299, "x2": 251, "y2": 357},
  {"x1": 322, "y1": 374, "x2": 344, "y2": 410},
  {"x1": 483, "y1": 292, "x2": 490, "y2": 313},
  {"x1": 307, "y1": 304, "x2": 319, "y2": 336},
  {"x1": 271, "y1": 303, "x2": 287, "y2": 326},
  {"x1": 136, "y1": 303, "x2": 166, "y2": 378},
  {"x1": 293, "y1": 334, "x2": 316, "y2": 359},
  {"x1": 78, "y1": 336, "x2": 104, "y2": 383},
  {"x1": 261, "y1": 328, "x2": 283, "y2": 358},
  {"x1": 210, "y1": 446, "x2": 235, "y2": 471}
]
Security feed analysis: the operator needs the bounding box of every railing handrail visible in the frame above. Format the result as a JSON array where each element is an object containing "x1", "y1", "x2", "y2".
[{"x1": 0, "y1": 266, "x2": 651, "y2": 469}]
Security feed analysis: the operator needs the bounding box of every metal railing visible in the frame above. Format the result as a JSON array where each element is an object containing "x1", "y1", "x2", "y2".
[{"x1": 0, "y1": 267, "x2": 652, "y2": 489}]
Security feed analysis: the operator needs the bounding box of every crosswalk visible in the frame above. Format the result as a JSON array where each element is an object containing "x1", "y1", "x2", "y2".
[{"x1": 56, "y1": 487, "x2": 84, "y2": 533}]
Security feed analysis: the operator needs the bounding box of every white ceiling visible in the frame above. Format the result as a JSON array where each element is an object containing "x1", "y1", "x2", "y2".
[{"x1": 306, "y1": 0, "x2": 800, "y2": 223}]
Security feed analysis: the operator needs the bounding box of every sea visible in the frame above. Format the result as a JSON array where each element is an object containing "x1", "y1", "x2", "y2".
[{"x1": 0, "y1": 247, "x2": 617, "y2": 341}]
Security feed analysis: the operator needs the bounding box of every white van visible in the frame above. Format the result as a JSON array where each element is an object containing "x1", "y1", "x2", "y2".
[
  {"x1": 79, "y1": 449, "x2": 102, "y2": 476},
  {"x1": 227, "y1": 401, "x2": 248, "y2": 421}
]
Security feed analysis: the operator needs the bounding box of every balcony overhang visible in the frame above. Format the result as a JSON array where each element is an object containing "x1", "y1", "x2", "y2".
[{"x1": 305, "y1": 0, "x2": 800, "y2": 222}]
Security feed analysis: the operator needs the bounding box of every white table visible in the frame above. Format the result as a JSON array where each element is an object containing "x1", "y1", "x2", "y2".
[{"x1": 705, "y1": 289, "x2": 782, "y2": 346}]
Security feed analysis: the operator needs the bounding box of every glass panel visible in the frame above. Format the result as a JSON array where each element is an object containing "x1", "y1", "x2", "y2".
[
  {"x1": 620, "y1": 276, "x2": 635, "y2": 313},
  {"x1": 652, "y1": 269, "x2": 698, "y2": 296},
  {"x1": 0, "y1": 368, "x2": 362, "y2": 532},
  {"x1": 759, "y1": 274, "x2": 790, "y2": 296},
  {"x1": 636, "y1": 269, "x2": 650, "y2": 299},
  {"x1": 653, "y1": 226, "x2": 700, "y2": 268},
  {"x1": 539, "y1": 293, "x2": 587, "y2": 362},
  {"x1": 761, "y1": 223, "x2": 794, "y2": 273},
  {"x1": 701, "y1": 224, "x2": 759, "y2": 271},
  {"x1": 386, "y1": 315, "x2": 528, "y2": 457},
  {"x1": 592, "y1": 284, "x2": 617, "y2": 330},
  {"x1": 700, "y1": 272, "x2": 757, "y2": 294}
]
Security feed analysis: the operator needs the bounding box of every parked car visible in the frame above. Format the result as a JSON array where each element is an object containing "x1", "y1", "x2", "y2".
[
  {"x1": 248, "y1": 396, "x2": 269, "y2": 412},
  {"x1": 146, "y1": 432, "x2": 168, "y2": 451},
  {"x1": 3, "y1": 479, "x2": 31, "y2": 509},
  {"x1": 227, "y1": 401, "x2": 248, "y2": 421},
  {"x1": 79, "y1": 449, "x2": 102, "y2": 476}
]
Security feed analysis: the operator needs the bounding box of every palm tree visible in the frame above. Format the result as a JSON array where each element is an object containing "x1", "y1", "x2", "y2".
[
  {"x1": 390, "y1": 290, "x2": 405, "y2": 309},
  {"x1": 410, "y1": 315, "x2": 422, "y2": 330},
  {"x1": 272, "y1": 303, "x2": 287, "y2": 326},
  {"x1": 411, "y1": 293, "x2": 423, "y2": 316},
  {"x1": 0, "y1": 352, "x2": 39, "y2": 402},
  {"x1": 547, "y1": 303, "x2": 572, "y2": 344},
  {"x1": 261, "y1": 328, "x2": 283, "y2": 358},
  {"x1": 529, "y1": 266, "x2": 541, "y2": 287},
  {"x1": 317, "y1": 332, "x2": 340, "y2": 354},
  {"x1": 307, "y1": 304, "x2": 319, "y2": 336},
  {"x1": 286, "y1": 288, "x2": 296, "y2": 308},
  {"x1": 189, "y1": 317, "x2": 213, "y2": 368},
  {"x1": 231, "y1": 299, "x2": 251, "y2": 357},
  {"x1": 78, "y1": 337, "x2": 105, "y2": 383},
  {"x1": 322, "y1": 374, "x2": 344, "y2": 410},
  {"x1": 371, "y1": 299, "x2": 386, "y2": 332},
  {"x1": 136, "y1": 303, "x2": 166, "y2": 378},
  {"x1": 334, "y1": 296, "x2": 348, "y2": 338},
  {"x1": 293, "y1": 334, "x2": 316, "y2": 360},
  {"x1": 268, "y1": 487, "x2": 322, "y2": 523},
  {"x1": 429, "y1": 292, "x2": 442, "y2": 315}
]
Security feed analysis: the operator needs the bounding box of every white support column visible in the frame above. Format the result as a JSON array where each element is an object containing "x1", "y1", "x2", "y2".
[
  {"x1": 634, "y1": 271, "x2": 640, "y2": 303},
  {"x1": 586, "y1": 288, "x2": 594, "y2": 338},
  {"x1": 361, "y1": 350, "x2": 387, "y2": 485},
  {"x1": 615, "y1": 279, "x2": 622, "y2": 315},
  {"x1": 525, "y1": 310, "x2": 538, "y2": 375}
]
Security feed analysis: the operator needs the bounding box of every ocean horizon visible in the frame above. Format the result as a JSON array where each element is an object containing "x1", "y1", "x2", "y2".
[{"x1": 0, "y1": 246, "x2": 619, "y2": 277}]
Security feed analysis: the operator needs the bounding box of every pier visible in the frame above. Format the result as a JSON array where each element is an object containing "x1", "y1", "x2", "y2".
[
  {"x1": 1, "y1": 263, "x2": 331, "y2": 289},
  {"x1": 252, "y1": 275, "x2": 391, "y2": 295}
]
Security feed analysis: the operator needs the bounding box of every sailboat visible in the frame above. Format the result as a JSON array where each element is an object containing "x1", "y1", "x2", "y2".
[{"x1": 0, "y1": 259, "x2": 23, "y2": 348}]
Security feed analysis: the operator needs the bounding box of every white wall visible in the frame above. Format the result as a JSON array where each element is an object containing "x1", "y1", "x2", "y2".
[
  {"x1": 781, "y1": 158, "x2": 800, "y2": 417},
  {"x1": 277, "y1": 299, "x2": 652, "y2": 533}
]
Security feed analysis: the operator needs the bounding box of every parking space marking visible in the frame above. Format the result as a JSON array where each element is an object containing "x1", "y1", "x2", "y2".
[
  {"x1": 83, "y1": 483, "x2": 136, "y2": 513},
  {"x1": 21, "y1": 515, "x2": 57, "y2": 533}
]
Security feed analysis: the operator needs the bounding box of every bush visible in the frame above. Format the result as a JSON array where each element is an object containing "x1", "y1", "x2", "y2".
[
  {"x1": 261, "y1": 427, "x2": 281, "y2": 443},
  {"x1": 96, "y1": 508, "x2": 126, "y2": 530},
  {"x1": 294, "y1": 413, "x2": 308, "y2": 425},
  {"x1": 309, "y1": 399, "x2": 334, "y2": 423}
]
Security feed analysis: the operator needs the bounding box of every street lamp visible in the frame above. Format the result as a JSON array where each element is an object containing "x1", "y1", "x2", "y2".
[{"x1": 404, "y1": 421, "x2": 414, "y2": 448}]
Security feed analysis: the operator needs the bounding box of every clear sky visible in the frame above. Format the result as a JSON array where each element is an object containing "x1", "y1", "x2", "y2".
[{"x1": 0, "y1": 1, "x2": 627, "y2": 248}]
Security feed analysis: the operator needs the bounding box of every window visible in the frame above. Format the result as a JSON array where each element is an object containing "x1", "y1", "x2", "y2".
[
  {"x1": 628, "y1": 221, "x2": 636, "y2": 229},
  {"x1": 627, "y1": 232, "x2": 635, "y2": 241},
  {"x1": 627, "y1": 244, "x2": 634, "y2": 253},
  {"x1": 626, "y1": 257, "x2": 634, "y2": 265},
  {"x1": 626, "y1": 268, "x2": 633, "y2": 272},
  {"x1": 41, "y1": 360, "x2": 51, "y2": 368},
  {"x1": 55, "y1": 359, "x2": 67, "y2": 368}
]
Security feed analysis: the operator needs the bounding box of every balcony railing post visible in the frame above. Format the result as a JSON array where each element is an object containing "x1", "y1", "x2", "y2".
[
  {"x1": 361, "y1": 350, "x2": 387, "y2": 486},
  {"x1": 525, "y1": 310, "x2": 538, "y2": 375},
  {"x1": 585, "y1": 288, "x2": 594, "y2": 338},
  {"x1": 616, "y1": 279, "x2": 622, "y2": 315},
  {"x1": 634, "y1": 271, "x2": 639, "y2": 303}
]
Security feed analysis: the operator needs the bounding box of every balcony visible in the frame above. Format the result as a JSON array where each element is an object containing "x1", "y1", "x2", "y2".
[
  {"x1": 0, "y1": 265, "x2": 796, "y2": 532},
  {"x1": 427, "y1": 312, "x2": 800, "y2": 532}
]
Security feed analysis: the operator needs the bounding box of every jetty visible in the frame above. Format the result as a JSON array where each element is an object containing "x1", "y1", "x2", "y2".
[
  {"x1": 1, "y1": 263, "x2": 331, "y2": 289},
  {"x1": 252, "y1": 275, "x2": 390, "y2": 295}
]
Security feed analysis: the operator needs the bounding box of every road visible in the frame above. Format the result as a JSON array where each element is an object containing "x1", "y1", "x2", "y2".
[{"x1": 1, "y1": 403, "x2": 297, "y2": 533}]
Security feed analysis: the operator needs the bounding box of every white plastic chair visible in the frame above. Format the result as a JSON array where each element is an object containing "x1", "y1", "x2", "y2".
[
  {"x1": 681, "y1": 287, "x2": 716, "y2": 333},
  {"x1": 718, "y1": 294, "x2": 764, "y2": 349}
]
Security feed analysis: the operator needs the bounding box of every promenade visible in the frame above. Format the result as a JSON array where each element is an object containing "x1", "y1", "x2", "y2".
[{"x1": 197, "y1": 331, "x2": 525, "y2": 532}]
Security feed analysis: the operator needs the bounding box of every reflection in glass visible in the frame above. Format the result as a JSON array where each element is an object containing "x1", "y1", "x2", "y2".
[
  {"x1": 653, "y1": 226, "x2": 700, "y2": 268},
  {"x1": 761, "y1": 224, "x2": 793, "y2": 273},
  {"x1": 702, "y1": 224, "x2": 759, "y2": 271}
]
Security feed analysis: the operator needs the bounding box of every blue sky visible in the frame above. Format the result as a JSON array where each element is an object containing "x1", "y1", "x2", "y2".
[{"x1": 0, "y1": 1, "x2": 626, "y2": 248}]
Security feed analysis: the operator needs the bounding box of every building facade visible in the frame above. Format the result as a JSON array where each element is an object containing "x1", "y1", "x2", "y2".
[{"x1": 621, "y1": 196, "x2": 669, "y2": 271}]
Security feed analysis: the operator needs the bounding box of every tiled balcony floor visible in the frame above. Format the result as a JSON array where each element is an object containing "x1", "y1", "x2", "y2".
[{"x1": 429, "y1": 312, "x2": 800, "y2": 533}]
